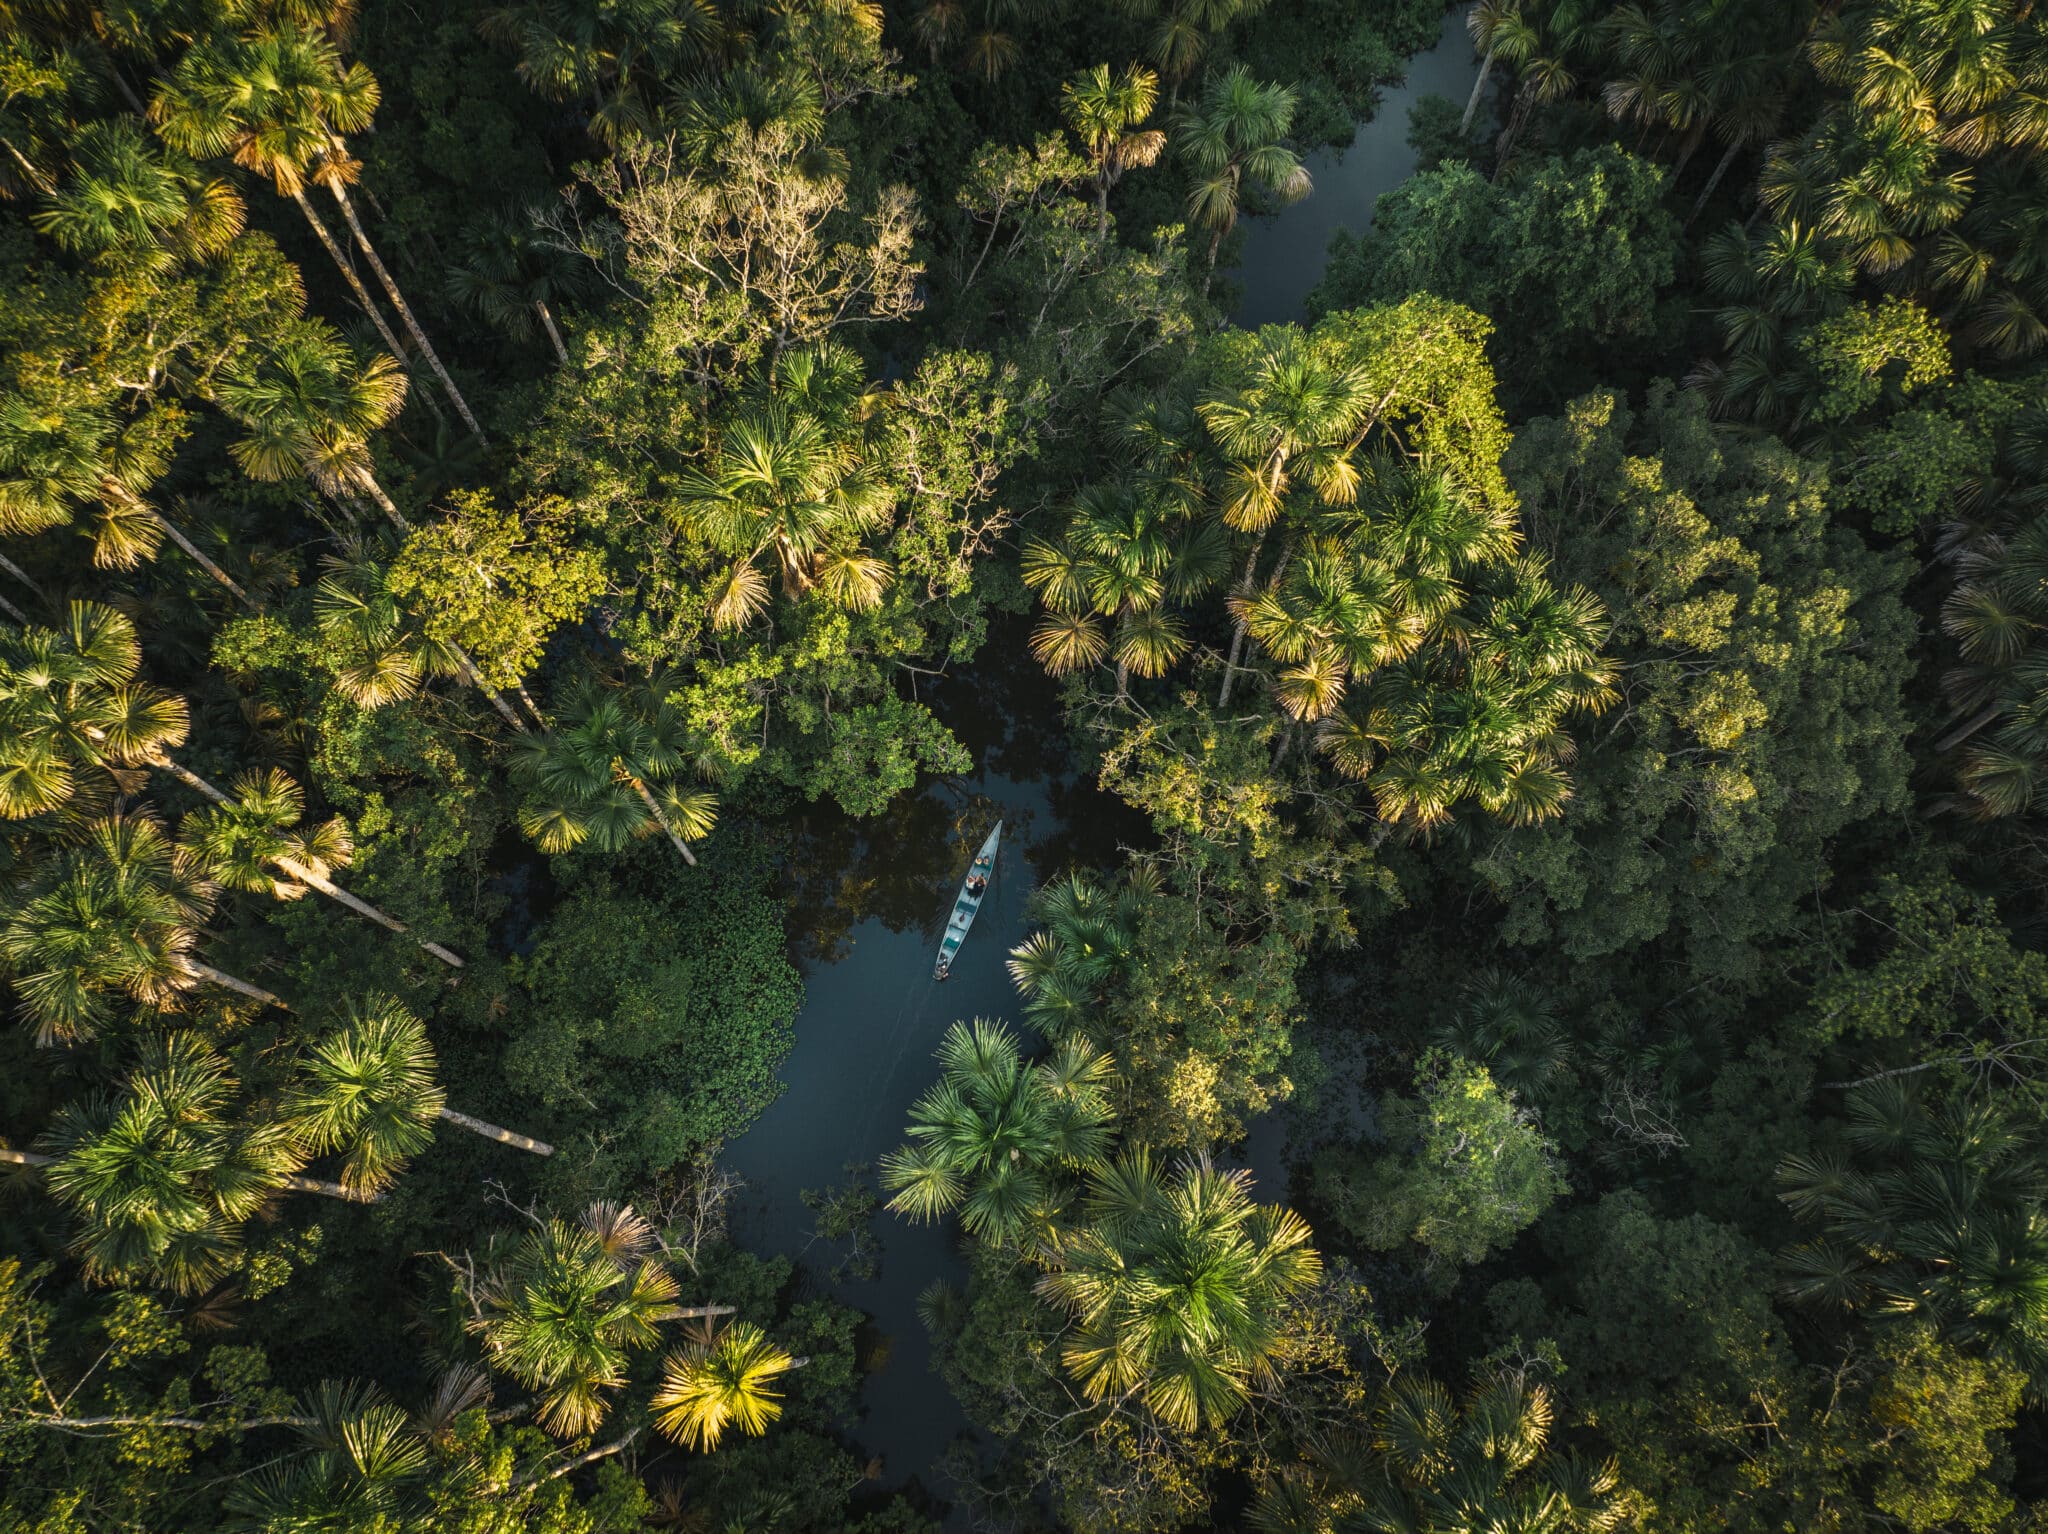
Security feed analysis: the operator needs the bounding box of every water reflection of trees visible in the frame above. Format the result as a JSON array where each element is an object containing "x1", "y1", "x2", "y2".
[
  {"x1": 772, "y1": 613, "x2": 1156, "y2": 964},
  {"x1": 775, "y1": 788, "x2": 1011, "y2": 963}
]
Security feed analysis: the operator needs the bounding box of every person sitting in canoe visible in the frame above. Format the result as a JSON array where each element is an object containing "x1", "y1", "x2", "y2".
[
  {"x1": 935, "y1": 958, "x2": 951, "y2": 981},
  {"x1": 966, "y1": 873, "x2": 988, "y2": 896}
]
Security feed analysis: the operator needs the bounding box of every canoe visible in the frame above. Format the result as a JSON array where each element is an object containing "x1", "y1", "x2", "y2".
[{"x1": 934, "y1": 821, "x2": 1001, "y2": 979}]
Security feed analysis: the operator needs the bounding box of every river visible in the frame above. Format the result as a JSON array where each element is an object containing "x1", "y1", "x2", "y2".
[
  {"x1": 1231, "y1": 7, "x2": 1482, "y2": 329},
  {"x1": 717, "y1": 13, "x2": 1482, "y2": 1516},
  {"x1": 720, "y1": 632, "x2": 1148, "y2": 1514}
]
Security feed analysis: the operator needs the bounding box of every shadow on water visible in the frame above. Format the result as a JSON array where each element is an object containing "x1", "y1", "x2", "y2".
[
  {"x1": 720, "y1": 617, "x2": 1147, "y2": 1517},
  {"x1": 1230, "y1": 7, "x2": 1482, "y2": 330}
]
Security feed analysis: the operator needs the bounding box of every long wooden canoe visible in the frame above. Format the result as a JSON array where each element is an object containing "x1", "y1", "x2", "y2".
[{"x1": 934, "y1": 821, "x2": 1001, "y2": 979}]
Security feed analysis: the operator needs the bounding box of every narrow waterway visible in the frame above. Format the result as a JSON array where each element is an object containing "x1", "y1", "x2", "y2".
[
  {"x1": 719, "y1": 633, "x2": 1146, "y2": 1515},
  {"x1": 1231, "y1": 7, "x2": 1482, "y2": 329}
]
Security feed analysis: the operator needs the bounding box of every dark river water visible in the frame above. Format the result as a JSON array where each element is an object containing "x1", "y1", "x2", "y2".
[
  {"x1": 720, "y1": 633, "x2": 1147, "y2": 1511},
  {"x1": 719, "y1": 14, "x2": 1483, "y2": 1510},
  {"x1": 1232, "y1": 7, "x2": 1482, "y2": 329}
]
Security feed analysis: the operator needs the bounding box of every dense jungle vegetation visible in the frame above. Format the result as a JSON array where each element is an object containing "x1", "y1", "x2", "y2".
[{"x1": 3, "y1": 0, "x2": 2048, "y2": 1528}]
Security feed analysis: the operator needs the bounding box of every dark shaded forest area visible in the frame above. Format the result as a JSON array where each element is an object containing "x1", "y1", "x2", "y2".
[{"x1": 2, "y1": 0, "x2": 2046, "y2": 1530}]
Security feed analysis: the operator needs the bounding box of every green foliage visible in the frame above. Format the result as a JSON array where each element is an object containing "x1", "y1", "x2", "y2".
[
  {"x1": 1477, "y1": 384, "x2": 1915, "y2": 985},
  {"x1": 1778, "y1": 1081, "x2": 2048, "y2": 1393},
  {"x1": 880, "y1": 1018, "x2": 1116, "y2": 1245},
  {"x1": 1314, "y1": 1049, "x2": 1567, "y2": 1273},
  {"x1": 1038, "y1": 1149, "x2": 1320, "y2": 1432},
  {"x1": 1799, "y1": 296, "x2": 1952, "y2": 423},
  {"x1": 506, "y1": 861, "x2": 801, "y2": 1193},
  {"x1": 1312, "y1": 147, "x2": 1680, "y2": 388},
  {"x1": 7, "y1": 0, "x2": 2048, "y2": 1527},
  {"x1": 386, "y1": 491, "x2": 606, "y2": 690},
  {"x1": 1252, "y1": 1365, "x2": 1630, "y2": 1533},
  {"x1": 1011, "y1": 867, "x2": 1311, "y2": 1148},
  {"x1": 794, "y1": 692, "x2": 972, "y2": 817}
]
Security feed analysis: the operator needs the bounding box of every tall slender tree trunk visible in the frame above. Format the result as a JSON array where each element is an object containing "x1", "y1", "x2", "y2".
[
  {"x1": 627, "y1": 777, "x2": 698, "y2": 865},
  {"x1": 447, "y1": 643, "x2": 531, "y2": 733},
  {"x1": 1462, "y1": 48, "x2": 1497, "y2": 132},
  {"x1": 535, "y1": 300, "x2": 569, "y2": 365},
  {"x1": 1271, "y1": 718, "x2": 1296, "y2": 766},
  {"x1": 1217, "y1": 526, "x2": 1275, "y2": 708},
  {"x1": 141, "y1": 504, "x2": 255, "y2": 608},
  {"x1": 0, "y1": 552, "x2": 46, "y2": 598},
  {"x1": 0, "y1": 1148, "x2": 52, "y2": 1169},
  {"x1": 0, "y1": 589, "x2": 26, "y2": 626},
  {"x1": 283, "y1": 1172, "x2": 378, "y2": 1202},
  {"x1": 352, "y1": 471, "x2": 411, "y2": 533},
  {"x1": 1935, "y1": 700, "x2": 2006, "y2": 754},
  {"x1": 289, "y1": 186, "x2": 410, "y2": 363},
  {"x1": 1672, "y1": 119, "x2": 1708, "y2": 180},
  {"x1": 3, "y1": 138, "x2": 55, "y2": 196},
  {"x1": 180, "y1": 958, "x2": 288, "y2": 1010},
  {"x1": 1494, "y1": 83, "x2": 1537, "y2": 172},
  {"x1": 151, "y1": 758, "x2": 467, "y2": 970},
  {"x1": 272, "y1": 855, "x2": 465, "y2": 969},
  {"x1": 325, "y1": 174, "x2": 488, "y2": 444},
  {"x1": 1687, "y1": 138, "x2": 1745, "y2": 228},
  {"x1": 152, "y1": 756, "x2": 232, "y2": 806},
  {"x1": 438, "y1": 1105, "x2": 553, "y2": 1155}
]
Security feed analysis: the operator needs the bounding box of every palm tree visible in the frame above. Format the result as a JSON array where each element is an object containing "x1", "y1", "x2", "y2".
[
  {"x1": 213, "y1": 323, "x2": 411, "y2": 528},
  {"x1": 879, "y1": 1018, "x2": 1117, "y2": 1246},
  {"x1": 479, "y1": 0, "x2": 723, "y2": 149},
  {"x1": 1596, "y1": 0, "x2": 1798, "y2": 222},
  {"x1": 1317, "y1": 555, "x2": 1615, "y2": 832},
  {"x1": 471, "y1": 1203, "x2": 722, "y2": 1437},
  {"x1": 1107, "y1": 0, "x2": 1270, "y2": 97},
  {"x1": 447, "y1": 207, "x2": 585, "y2": 364},
  {"x1": 304, "y1": 535, "x2": 528, "y2": 733},
  {"x1": 34, "y1": 118, "x2": 244, "y2": 264},
  {"x1": 0, "y1": 391, "x2": 254, "y2": 604},
  {"x1": 284, "y1": 995, "x2": 552, "y2": 1198},
  {"x1": 0, "y1": 811, "x2": 284, "y2": 1044},
  {"x1": 510, "y1": 675, "x2": 718, "y2": 865},
  {"x1": 151, "y1": 26, "x2": 487, "y2": 441},
  {"x1": 1493, "y1": 0, "x2": 1605, "y2": 162},
  {"x1": 35, "y1": 1032, "x2": 353, "y2": 1294},
  {"x1": 1778, "y1": 1080, "x2": 2048, "y2": 1392},
  {"x1": 1251, "y1": 1369, "x2": 1627, "y2": 1533},
  {"x1": 1006, "y1": 867, "x2": 1150, "y2": 1041},
  {"x1": 223, "y1": 1381, "x2": 430, "y2": 1531},
  {"x1": 1463, "y1": 0, "x2": 1538, "y2": 132},
  {"x1": 1060, "y1": 64, "x2": 1167, "y2": 236},
  {"x1": 177, "y1": 768, "x2": 465, "y2": 970},
  {"x1": 1021, "y1": 481, "x2": 1226, "y2": 700},
  {"x1": 1173, "y1": 66, "x2": 1310, "y2": 280},
  {"x1": 1196, "y1": 333, "x2": 1376, "y2": 705},
  {"x1": 1429, "y1": 967, "x2": 1575, "y2": 1106},
  {"x1": 652, "y1": 1320, "x2": 800, "y2": 1452},
  {"x1": 1037, "y1": 1148, "x2": 1319, "y2": 1431},
  {"x1": 1236, "y1": 460, "x2": 1516, "y2": 742},
  {"x1": 0, "y1": 605, "x2": 475, "y2": 968},
  {"x1": 676, "y1": 343, "x2": 894, "y2": 630},
  {"x1": 308, "y1": 539, "x2": 466, "y2": 709},
  {"x1": 0, "y1": 601, "x2": 193, "y2": 820},
  {"x1": 1935, "y1": 451, "x2": 2048, "y2": 816}
]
